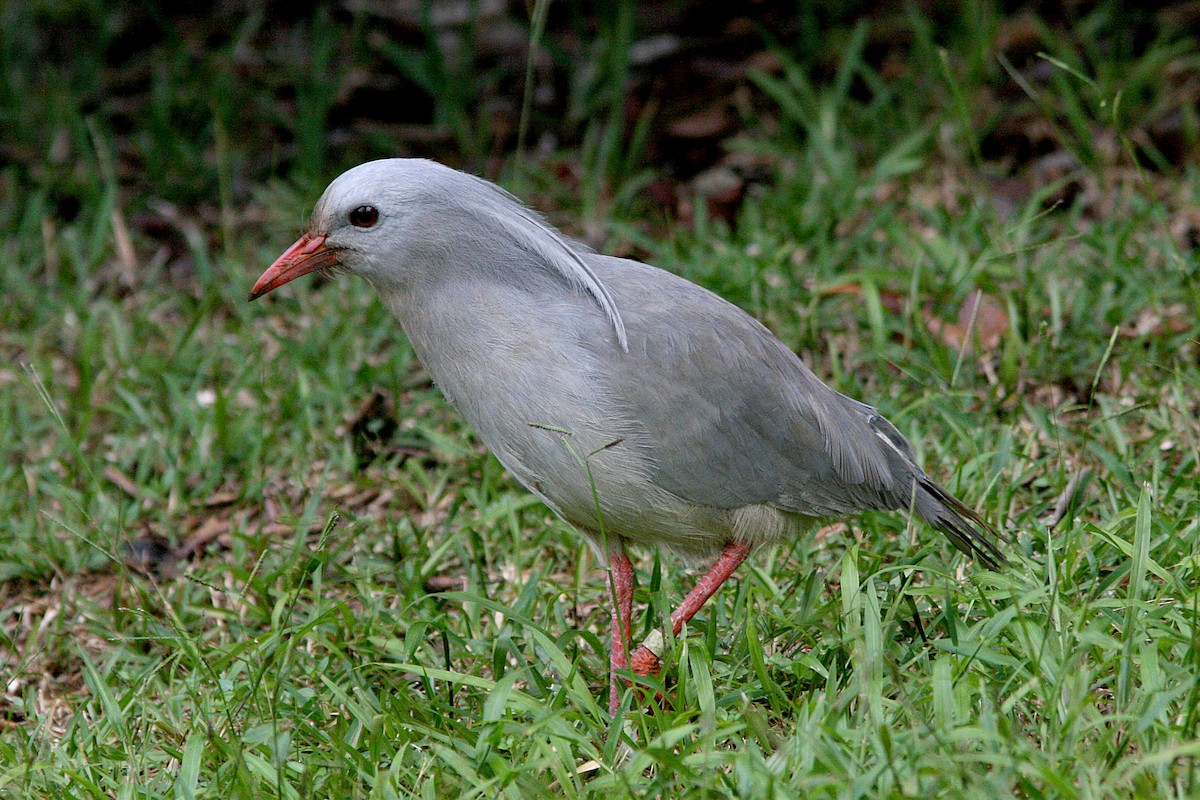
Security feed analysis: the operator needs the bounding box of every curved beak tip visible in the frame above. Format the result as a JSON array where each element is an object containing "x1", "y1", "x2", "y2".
[{"x1": 249, "y1": 233, "x2": 338, "y2": 302}]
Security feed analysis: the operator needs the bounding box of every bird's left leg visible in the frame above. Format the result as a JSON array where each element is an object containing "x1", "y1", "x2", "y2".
[
  {"x1": 607, "y1": 538, "x2": 634, "y2": 715},
  {"x1": 629, "y1": 540, "x2": 752, "y2": 676}
]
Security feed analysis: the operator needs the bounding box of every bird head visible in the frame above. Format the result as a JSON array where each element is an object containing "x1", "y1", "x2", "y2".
[
  {"x1": 248, "y1": 159, "x2": 450, "y2": 300},
  {"x1": 250, "y1": 158, "x2": 627, "y2": 349}
]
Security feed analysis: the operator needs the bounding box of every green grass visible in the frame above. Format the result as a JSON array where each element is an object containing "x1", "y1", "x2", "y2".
[{"x1": 3, "y1": 3, "x2": 1200, "y2": 798}]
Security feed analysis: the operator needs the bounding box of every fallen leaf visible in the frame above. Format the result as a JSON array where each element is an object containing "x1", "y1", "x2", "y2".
[{"x1": 925, "y1": 290, "x2": 1009, "y2": 354}]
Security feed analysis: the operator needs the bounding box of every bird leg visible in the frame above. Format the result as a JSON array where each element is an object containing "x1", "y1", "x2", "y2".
[
  {"x1": 607, "y1": 538, "x2": 634, "y2": 715},
  {"x1": 630, "y1": 540, "x2": 752, "y2": 677}
]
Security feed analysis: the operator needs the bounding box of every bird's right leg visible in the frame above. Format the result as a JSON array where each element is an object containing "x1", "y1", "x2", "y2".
[{"x1": 607, "y1": 538, "x2": 634, "y2": 715}]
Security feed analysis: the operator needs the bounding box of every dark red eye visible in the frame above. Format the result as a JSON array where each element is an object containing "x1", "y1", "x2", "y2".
[{"x1": 349, "y1": 205, "x2": 379, "y2": 228}]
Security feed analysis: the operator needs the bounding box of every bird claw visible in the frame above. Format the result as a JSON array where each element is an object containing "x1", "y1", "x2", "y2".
[
  {"x1": 630, "y1": 630, "x2": 664, "y2": 677},
  {"x1": 608, "y1": 631, "x2": 667, "y2": 713},
  {"x1": 630, "y1": 645, "x2": 662, "y2": 677}
]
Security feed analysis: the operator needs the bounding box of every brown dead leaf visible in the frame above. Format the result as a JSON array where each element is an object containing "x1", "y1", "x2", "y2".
[
  {"x1": 925, "y1": 291, "x2": 1009, "y2": 354},
  {"x1": 177, "y1": 516, "x2": 231, "y2": 560},
  {"x1": 668, "y1": 105, "x2": 734, "y2": 139},
  {"x1": 203, "y1": 488, "x2": 240, "y2": 507},
  {"x1": 815, "y1": 282, "x2": 862, "y2": 297},
  {"x1": 423, "y1": 575, "x2": 468, "y2": 593},
  {"x1": 811, "y1": 282, "x2": 906, "y2": 314},
  {"x1": 103, "y1": 466, "x2": 140, "y2": 498},
  {"x1": 1119, "y1": 303, "x2": 1194, "y2": 338}
]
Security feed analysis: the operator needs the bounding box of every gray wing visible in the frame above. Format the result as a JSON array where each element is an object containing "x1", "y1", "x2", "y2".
[
  {"x1": 587, "y1": 255, "x2": 1005, "y2": 567},
  {"x1": 595, "y1": 255, "x2": 907, "y2": 516}
]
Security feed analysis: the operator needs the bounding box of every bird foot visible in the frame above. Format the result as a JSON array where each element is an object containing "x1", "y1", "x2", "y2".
[
  {"x1": 611, "y1": 632, "x2": 675, "y2": 712},
  {"x1": 630, "y1": 630, "x2": 664, "y2": 676},
  {"x1": 630, "y1": 645, "x2": 662, "y2": 676}
]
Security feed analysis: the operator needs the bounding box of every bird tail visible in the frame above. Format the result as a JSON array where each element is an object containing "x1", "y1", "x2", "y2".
[{"x1": 915, "y1": 476, "x2": 1007, "y2": 571}]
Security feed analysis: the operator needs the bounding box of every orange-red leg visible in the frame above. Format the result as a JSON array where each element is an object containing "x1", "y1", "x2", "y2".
[
  {"x1": 630, "y1": 540, "x2": 752, "y2": 676},
  {"x1": 607, "y1": 539, "x2": 634, "y2": 715}
]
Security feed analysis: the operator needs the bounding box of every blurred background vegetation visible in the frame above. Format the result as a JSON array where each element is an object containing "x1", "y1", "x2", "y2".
[{"x1": 3, "y1": 0, "x2": 1196, "y2": 244}]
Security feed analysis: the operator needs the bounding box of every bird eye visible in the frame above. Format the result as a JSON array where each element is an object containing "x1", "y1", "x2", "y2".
[{"x1": 349, "y1": 205, "x2": 379, "y2": 228}]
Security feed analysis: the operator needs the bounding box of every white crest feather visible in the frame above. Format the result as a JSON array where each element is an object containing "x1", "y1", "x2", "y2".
[{"x1": 468, "y1": 175, "x2": 629, "y2": 352}]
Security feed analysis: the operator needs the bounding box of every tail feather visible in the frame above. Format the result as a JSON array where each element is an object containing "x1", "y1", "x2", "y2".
[{"x1": 916, "y1": 477, "x2": 1007, "y2": 571}]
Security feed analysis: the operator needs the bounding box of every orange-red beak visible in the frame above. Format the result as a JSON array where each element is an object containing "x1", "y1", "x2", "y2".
[{"x1": 249, "y1": 233, "x2": 340, "y2": 301}]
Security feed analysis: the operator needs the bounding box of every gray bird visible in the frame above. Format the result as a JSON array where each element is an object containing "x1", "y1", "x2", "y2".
[{"x1": 250, "y1": 158, "x2": 1004, "y2": 715}]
